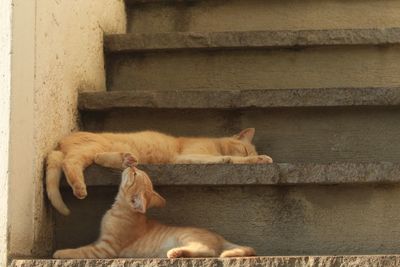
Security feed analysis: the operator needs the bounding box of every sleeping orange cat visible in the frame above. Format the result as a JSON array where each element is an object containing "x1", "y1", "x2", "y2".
[
  {"x1": 53, "y1": 154, "x2": 256, "y2": 259},
  {"x1": 46, "y1": 128, "x2": 272, "y2": 215}
]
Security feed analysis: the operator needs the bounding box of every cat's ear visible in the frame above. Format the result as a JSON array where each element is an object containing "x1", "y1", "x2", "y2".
[
  {"x1": 148, "y1": 191, "x2": 166, "y2": 209},
  {"x1": 132, "y1": 193, "x2": 147, "y2": 213},
  {"x1": 132, "y1": 191, "x2": 166, "y2": 213},
  {"x1": 234, "y1": 128, "x2": 255, "y2": 142}
]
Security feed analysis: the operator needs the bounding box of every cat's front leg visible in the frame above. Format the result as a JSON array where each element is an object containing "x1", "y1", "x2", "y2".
[
  {"x1": 94, "y1": 152, "x2": 139, "y2": 169},
  {"x1": 228, "y1": 155, "x2": 273, "y2": 164},
  {"x1": 249, "y1": 155, "x2": 273, "y2": 163},
  {"x1": 53, "y1": 248, "x2": 84, "y2": 259},
  {"x1": 174, "y1": 154, "x2": 231, "y2": 164}
]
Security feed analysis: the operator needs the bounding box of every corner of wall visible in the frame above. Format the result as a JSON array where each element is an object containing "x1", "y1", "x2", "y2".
[
  {"x1": 0, "y1": 0, "x2": 12, "y2": 265},
  {"x1": 8, "y1": 0, "x2": 127, "y2": 259}
]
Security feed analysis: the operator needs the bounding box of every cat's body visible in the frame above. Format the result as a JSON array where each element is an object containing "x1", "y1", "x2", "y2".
[
  {"x1": 53, "y1": 155, "x2": 256, "y2": 259},
  {"x1": 47, "y1": 129, "x2": 272, "y2": 215}
]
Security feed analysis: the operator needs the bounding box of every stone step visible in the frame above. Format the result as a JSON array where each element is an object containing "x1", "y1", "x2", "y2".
[
  {"x1": 63, "y1": 162, "x2": 400, "y2": 187},
  {"x1": 11, "y1": 255, "x2": 400, "y2": 267},
  {"x1": 105, "y1": 29, "x2": 400, "y2": 91},
  {"x1": 55, "y1": 162, "x2": 400, "y2": 255},
  {"x1": 105, "y1": 28, "x2": 400, "y2": 53},
  {"x1": 79, "y1": 87, "x2": 400, "y2": 110},
  {"x1": 125, "y1": 0, "x2": 400, "y2": 34},
  {"x1": 81, "y1": 104, "x2": 400, "y2": 163}
]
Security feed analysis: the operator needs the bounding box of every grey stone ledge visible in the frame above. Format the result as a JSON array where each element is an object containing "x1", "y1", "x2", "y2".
[
  {"x1": 60, "y1": 162, "x2": 400, "y2": 187},
  {"x1": 79, "y1": 87, "x2": 400, "y2": 110},
  {"x1": 104, "y1": 28, "x2": 400, "y2": 53},
  {"x1": 11, "y1": 255, "x2": 400, "y2": 267}
]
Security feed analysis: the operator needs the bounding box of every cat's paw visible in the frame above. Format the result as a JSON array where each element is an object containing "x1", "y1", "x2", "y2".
[
  {"x1": 53, "y1": 249, "x2": 73, "y2": 259},
  {"x1": 253, "y1": 155, "x2": 273, "y2": 164},
  {"x1": 221, "y1": 156, "x2": 232, "y2": 164},
  {"x1": 72, "y1": 182, "x2": 87, "y2": 199},
  {"x1": 122, "y1": 153, "x2": 138, "y2": 168},
  {"x1": 167, "y1": 248, "x2": 186, "y2": 258}
]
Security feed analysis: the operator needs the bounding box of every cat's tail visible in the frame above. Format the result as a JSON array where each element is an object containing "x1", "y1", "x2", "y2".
[
  {"x1": 219, "y1": 241, "x2": 256, "y2": 257},
  {"x1": 46, "y1": 150, "x2": 70, "y2": 216}
]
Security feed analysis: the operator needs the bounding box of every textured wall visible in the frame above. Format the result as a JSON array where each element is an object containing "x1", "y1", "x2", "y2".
[
  {"x1": 7, "y1": 0, "x2": 126, "y2": 258},
  {"x1": 0, "y1": 0, "x2": 12, "y2": 265},
  {"x1": 32, "y1": 0, "x2": 126, "y2": 256},
  {"x1": 7, "y1": 0, "x2": 35, "y2": 260}
]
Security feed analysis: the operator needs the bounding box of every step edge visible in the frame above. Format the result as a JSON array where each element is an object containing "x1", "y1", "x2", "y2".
[
  {"x1": 11, "y1": 255, "x2": 400, "y2": 267},
  {"x1": 104, "y1": 28, "x2": 400, "y2": 53},
  {"x1": 78, "y1": 87, "x2": 400, "y2": 110},
  {"x1": 59, "y1": 162, "x2": 400, "y2": 187}
]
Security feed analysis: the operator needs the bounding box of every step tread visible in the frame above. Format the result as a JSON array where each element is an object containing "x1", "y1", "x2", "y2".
[
  {"x1": 60, "y1": 162, "x2": 400, "y2": 187},
  {"x1": 105, "y1": 28, "x2": 400, "y2": 53},
  {"x1": 79, "y1": 87, "x2": 400, "y2": 110},
  {"x1": 11, "y1": 255, "x2": 400, "y2": 267}
]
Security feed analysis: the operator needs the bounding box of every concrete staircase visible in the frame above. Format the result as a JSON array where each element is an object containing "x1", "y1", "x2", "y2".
[
  {"x1": 11, "y1": 255, "x2": 400, "y2": 267},
  {"x1": 15, "y1": 0, "x2": 400, "y2": 266}
]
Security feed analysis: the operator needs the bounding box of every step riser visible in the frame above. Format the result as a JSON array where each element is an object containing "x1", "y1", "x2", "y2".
[
  {"x1": 56, "y1": 184, "x2": 400, "y2": 255},
  {"x1": 81, "y1": 106, "x2": 400, "y2": 163},
  {"x1": 127, "y1": 0, "x2": 400, "y2": 33},
  {"x1": 106, "y1": 46, "x2": 400, "y2": 91}
]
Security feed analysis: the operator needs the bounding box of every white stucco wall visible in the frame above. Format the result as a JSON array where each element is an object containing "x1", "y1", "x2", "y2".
[
  {"x1": 6, "y1": 0, "x2": 126, "y2": 259},
  {"x1": 0, "y1": 0, "x2": 12, "y2": 265},
  {"x1": 31, "y1": 0, "x2": 126, "y2": 256},
  {"x1": 8, "y1": 0, "x2": 36, "y2": 259}
]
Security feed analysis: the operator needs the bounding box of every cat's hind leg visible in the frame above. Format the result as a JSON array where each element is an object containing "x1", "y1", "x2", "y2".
[
  {"x1": 229, "y1": 155, "x2": 273, "y2": 164},
  {"x1": 219, "y1": 241, "x2": 256, "y2": 257},
  {"x1": 94, "y1": 152, "x2": 138, "y2": 169},
  {"x1": 62, "y1": 156, "x2": 88, "y2": 199},
  {"x1": 167, "y1": 242, "x2": 217, "y2": 258}
]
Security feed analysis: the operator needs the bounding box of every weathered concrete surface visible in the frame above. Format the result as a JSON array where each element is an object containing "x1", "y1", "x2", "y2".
[
  {"x1": 106, "y1": 46, "x2": 400, "y2": 91},
  {"x1": 126, "y1": 0, "x2": 400, "y2": 33},
  {"x1": 79, "y1": 87, "x2": 400, "y2": 110},
  {"x1": 82, "y1": 106, "x2": 400, "y2": 163},
  {"x1": 60, "y1": 162, "x2": 400, "y2": 187},
  {"x1": 105, "y1": 28, "x2": 400, "y2": 53},
  {"x1": 11, "y1": 256, "x2": 400, "y2": 267},
  {"x1": 55, "y1": 184, "x2": 400, "y2": 255},
  {"x1": 8, "y1": 0, "x2": 126, "y2": 259}
]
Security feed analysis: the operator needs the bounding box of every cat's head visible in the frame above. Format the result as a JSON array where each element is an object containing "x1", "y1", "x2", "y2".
[
  {"x1": 120, "y1": 155, "x2": 166, "y2": 213},
  {"x1": 222, "y1": 128, "x2": 258, "y2": 156}
]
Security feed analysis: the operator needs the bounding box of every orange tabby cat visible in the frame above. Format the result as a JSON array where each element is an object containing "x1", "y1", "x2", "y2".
[
  {"x1": 47, "y1": 128, "x2": 272, "y2": 215},
  {"x1": 53, "y1": 154, "x2": 256, "y2": 259}
]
